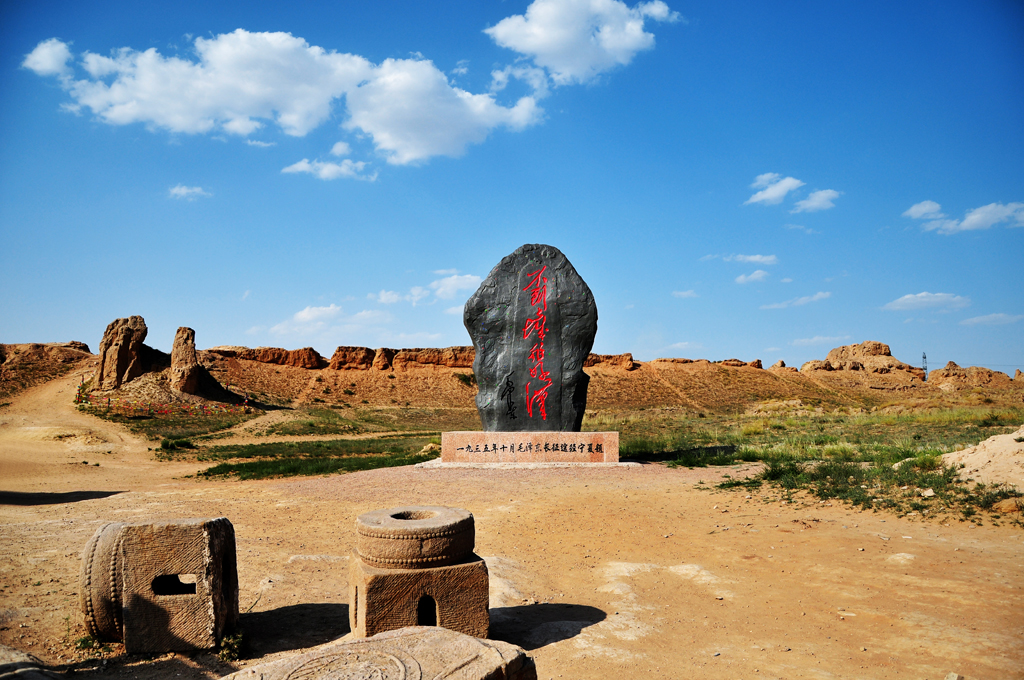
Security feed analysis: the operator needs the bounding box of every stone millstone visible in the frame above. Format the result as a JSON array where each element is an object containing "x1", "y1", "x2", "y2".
[
  {"x1": 220, "y1": 626, "x2": 536, "y2": 680},
  {"x1": 356, "y1": 506, "x2": 475, "y2": 569},
  {"x1": 464, "y1": 244, "x2": 597, "y2": 432}
]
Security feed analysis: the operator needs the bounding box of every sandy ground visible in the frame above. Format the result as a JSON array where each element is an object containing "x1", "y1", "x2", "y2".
[
  {"x1": 942, "y1": 426, "x2": 1024, "y2": 491},
  {"x1": 2, "y1": 369, "x2": 1023, "y2": 680}
]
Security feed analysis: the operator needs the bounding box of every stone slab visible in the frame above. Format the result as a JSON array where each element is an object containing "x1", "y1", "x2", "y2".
[
  {"x1": 221, "y1": 626, "x2": 535, "y2": 680},
  {"x1": 442, "y1": 431, "x2": 618, "y2": 463}
]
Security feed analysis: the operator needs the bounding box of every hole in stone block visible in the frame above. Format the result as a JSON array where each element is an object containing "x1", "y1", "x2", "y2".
[
  {"x1": 392, "y1": 510, "x2": 437, "y2": 520},
  {"x1": 417, "y1": 595, "x2": 437, "y2": 626},
  {"x1": 152, "y1": 574, "x2": 197, "y2": 595}
]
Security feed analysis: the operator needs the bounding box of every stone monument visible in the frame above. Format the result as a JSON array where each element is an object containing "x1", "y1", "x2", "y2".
[
  {"x1": 464, "y1": 243, "x2": 597, "y2": 431},
  {"x1": 349, "y1": 506, "x2": 489, "y2": 638},
  {"x1": 79, "y1": 517, "x2": 238, "y2": 654},
  {"x1": 443, "y1": 244, "x2": 618, "y2": 463}
]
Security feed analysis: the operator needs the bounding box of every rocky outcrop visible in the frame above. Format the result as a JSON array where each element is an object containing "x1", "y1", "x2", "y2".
[
  {"x1": 719, "y1": 358, "x2": 762, "y2": 368},
  {"x1": 225, "y1": 346, "x2": 326, "y2": 369},
  {"x1": 767, "y1": 359, "x2": 799, "y2": 373},
  {"x1": 170, "y1": 327, "x2": 202, "y2": 394},
  {"x1": 584, "y1": 353, "x2": 637, "y2": 370},
  {"x1": 373, "y1": 348, "x2": 396, "y2": 371},
  {"x1": 95, "y1": 316, "x2": 149, "y2": 390},
  {"x1": 328, "y1": 346, "x2": 377, "y2": 370},
  {"x1": 392, "y1": 347, "x2": 475, "y2": 370},
  {"x1": 928, "y1": 361, "x2": 1013, "y2": 389},
  {"x1": 1016, "y1": 369, "x2": 1023, "y2": 381},
  {"x1": 801, "y1": 341, "x2": 925, "y2": 381}
]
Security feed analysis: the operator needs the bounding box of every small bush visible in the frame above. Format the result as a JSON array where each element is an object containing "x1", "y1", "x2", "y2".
[{"x1": 160, "y1": 438, "x2": 196, "y2": 450}]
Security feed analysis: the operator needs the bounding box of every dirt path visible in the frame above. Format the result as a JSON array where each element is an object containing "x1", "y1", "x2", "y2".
[{"x1": 1, "y1": 375, "x2": 1022, "y2": 680}]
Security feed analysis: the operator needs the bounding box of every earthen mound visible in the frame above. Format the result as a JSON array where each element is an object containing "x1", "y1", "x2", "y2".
[
  {"x1": 0, "y1": 342, "x2": 94, "y2": 399},
  {"x1": 928, "y1": 361, "x2": 1013, "y2": 391},
  {"x1": 800, "y1": 341, "x2": 925, "y2": 390}
]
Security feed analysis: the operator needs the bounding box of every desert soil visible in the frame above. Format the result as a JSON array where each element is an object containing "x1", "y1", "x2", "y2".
[{"x1": 1, "y1": 367, "x2": 1022, "y2": 680}]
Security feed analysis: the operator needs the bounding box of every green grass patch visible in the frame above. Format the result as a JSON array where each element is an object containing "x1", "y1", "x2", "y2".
[
  {"x1": 199, "y1": 450, "x2": 438, "y2": 480},
  {"x1": 193, "y1": 434, "x2": 441, "y2": 480},
  {"x1": 200, "y1": 435, "x2": 437, "y2": 461},
  {"x1": 263, "y1": 407, "x2": 362, "y2": 436},
  {"x1": 84, "y1": 408, "x2": 262, "y2": 440}
]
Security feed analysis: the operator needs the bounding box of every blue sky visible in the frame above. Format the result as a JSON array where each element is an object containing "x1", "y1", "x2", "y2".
[{"x1": 2, "y1": 1, "x2": 1022, "y2": 372}]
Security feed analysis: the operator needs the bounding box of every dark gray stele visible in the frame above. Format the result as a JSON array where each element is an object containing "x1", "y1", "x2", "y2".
[{"x1": 464, "y1": 244, "x2": 597, "y2": 432}]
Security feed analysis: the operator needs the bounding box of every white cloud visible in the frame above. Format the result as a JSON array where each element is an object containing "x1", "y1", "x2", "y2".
[
  {"x1": 791, "y1": 335, "x2": 850, "y2": 347},
  {"x1": 751, "y1": 172, "x2": 780, "y2": 189},
  {"x1": 344, "y1": 58, "x2": 542, "y2": 165},
  {"x1": 242, "y1": 290, "x2": 251, "y2": 301},
  {"x1": 451, "y1": 60, "x2": 469, "y2": 76},
  {"x1": 433, "y1": 268, "x2": 459, "y2": 275},
  {"x1": 23, "y1": 38, "x2": 74, "y2": 77},
  {"x1": 669, "y1": 341, "x2": 701, "y2": 351},
  {"x1": 444, "y1": 305, "x2": 464, "y2": 315},
  {"x1": 784, "y1": 224, "x2": 817, "y2": 235},
  {"x1": 168, "y1": 184, "x2": 211, "y2": 200},
  {"x1": 489, "y1": 64, "x2": 551, "y2": 99},
  {"x1": 294, "y1": 304, "x2": 342, "y2": 323},
  {"x1": 246, "y1": 139, "x2": 275, "y2": 147},
  {"x1": 330, "y1": 141, "x2": 351, "y2": 156},
  {"x1": 484, "y1": 0, "x2": 681, "y2": 86},
  {"x1": 902, "y1": 200, "x2": 944, "y2": 220},
  {"x1": 920, "y1": 202, "x2": 1024, "y2": 235},
  {"x1": 781, "y1": 277, "x2": 793, "y2": 283},
  {"x1": 350, "y1": 309, "x2": 391, "y2": 323},
  {"x1": 744, "y1": 175, "x2": 805, "y2": 206},
  {"x1": 282, "y1": 158, "x2": 375, "y2": 181},
  {"x1": 735, "y1": 270, "x2": 768, "y2": 284},
  {"x1": 25, "y1": 31, "x2": 543, "y2": 167},
  {"x1": 792, "y1": 189, "x2": 841, "y2": 213},
  {"x1": 368, "y1": 287, "x2": 431, "y2": 305},
  {"x1": 960, "y1": 313, "x2": 1024, "y2": 326},
  {"x1": 724, "y1": 254, "x2": 777, "y2": 265},
  {"x1": 760, "y1": 291, "x2": 830, "y2": 310},
  {"x1": 430, "y1": 274, "x2": 482, "y2": 299},
  {"x1": 699, "y1": 254, "x2": 719, "y2": 261},
  {"x1": 883, "y1": 292, "x2": 970, "y2": 311},
  {"x1": 672, "y1": 290, "x2": 697, "y2": 298},
  {"x1": 408, "y1": 287, "x2": 430, "y2": 304},
  {"x1": 271, "y1": 303, "x2": 343, "y2": 335},
  {"x1": 66, "y1": 31, "x2": 370, "y2": 136},
  {"x1": 369, "y1": 290, "x2": 402, "y2": 304}
]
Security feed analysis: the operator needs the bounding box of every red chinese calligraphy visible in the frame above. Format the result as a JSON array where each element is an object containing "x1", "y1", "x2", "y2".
[{"x1": 522, "y1": 266, "x2": 551, "y2": 420}]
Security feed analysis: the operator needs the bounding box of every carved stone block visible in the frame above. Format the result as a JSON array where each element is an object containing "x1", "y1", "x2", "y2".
[
  {"x1": 349, "y1": 506, "x2": 488, "y2": 639},
  {"x1": 80, "y1": 517, "x2": 238, "y2": 654},
  {"x1": 350, "y1": 555, "x2": 490, "y2": 639}
]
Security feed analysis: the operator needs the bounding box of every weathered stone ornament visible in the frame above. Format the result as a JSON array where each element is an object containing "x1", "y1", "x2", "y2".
[
  {"x1": 464, "y1": 244, "x2": 597, "y2": 432},
  {"x1": 79, "y1": 517, "x2": 238, "y2": 654},
  {"x1": 220, "y1": 626, "x2": 536, "y2": 680},
  {"x1": 350, "y1": 506, "x2": 489, "y2": 639}
]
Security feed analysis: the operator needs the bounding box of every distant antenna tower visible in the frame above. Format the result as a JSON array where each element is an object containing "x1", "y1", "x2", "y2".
[{"x1": 922, "y1": 352, "x2": 928, "y2": 381}]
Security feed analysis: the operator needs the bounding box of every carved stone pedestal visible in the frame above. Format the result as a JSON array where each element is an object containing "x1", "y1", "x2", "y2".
[{"x1": 349, "y1": 506, "x2": 489, "y2": 639}]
